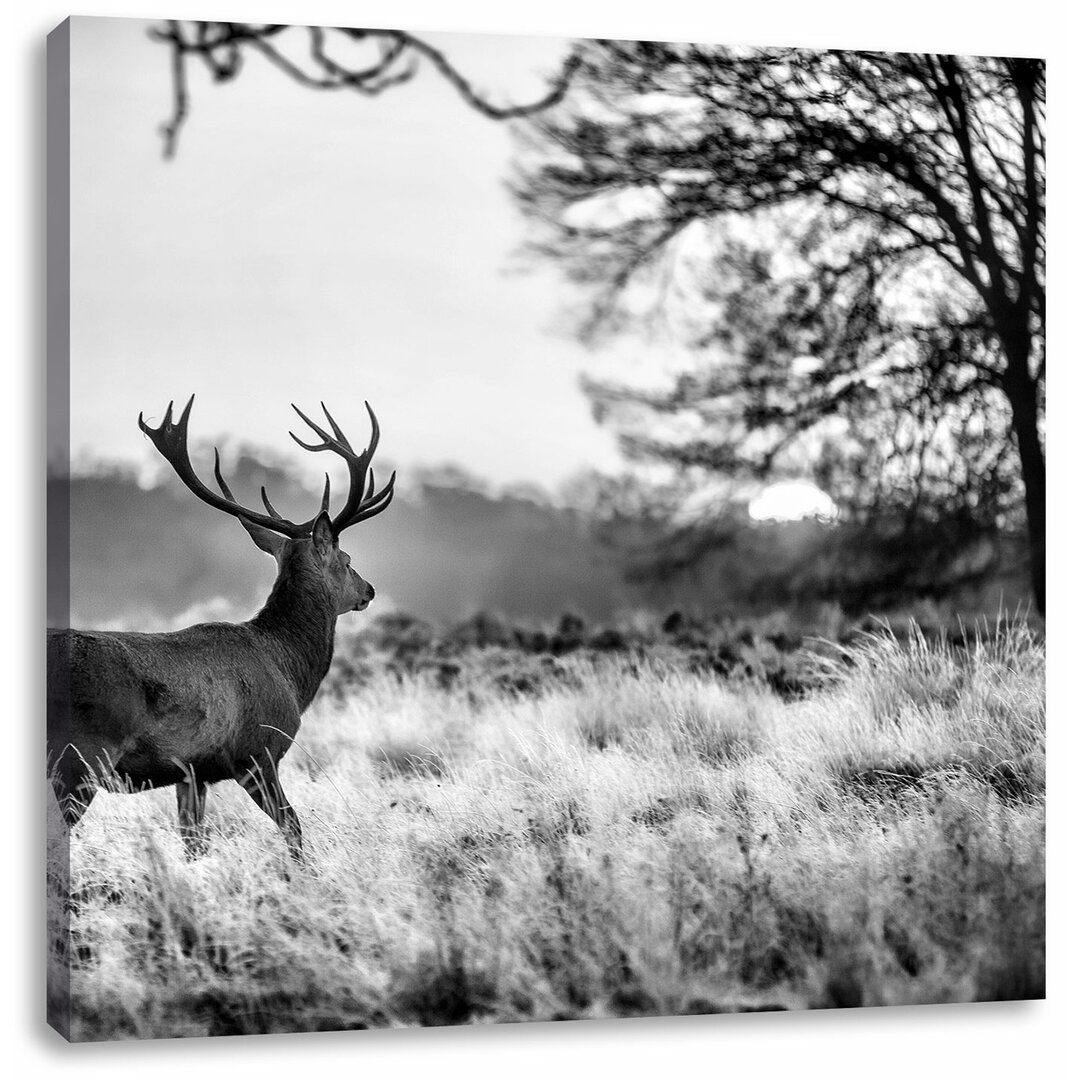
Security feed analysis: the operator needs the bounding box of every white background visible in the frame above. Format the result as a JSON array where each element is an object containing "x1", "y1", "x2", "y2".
[{"x1": 6, "y1": 1, "x2": 1076, "y2": 1077}]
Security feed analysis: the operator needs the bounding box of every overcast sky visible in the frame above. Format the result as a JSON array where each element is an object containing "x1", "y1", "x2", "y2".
[{"x1": 68, "y1": 16, "x2": 679, "y2": 490}]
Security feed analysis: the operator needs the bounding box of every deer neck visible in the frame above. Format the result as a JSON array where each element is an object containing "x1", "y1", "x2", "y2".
[{"x1": 251, "y1": 556, "x2": 338, "y2": 710}]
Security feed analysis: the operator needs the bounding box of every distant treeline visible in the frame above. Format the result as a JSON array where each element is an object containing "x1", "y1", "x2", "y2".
[{"x1": 52, "y1": 459, "x2": 1030, "y2": 630}]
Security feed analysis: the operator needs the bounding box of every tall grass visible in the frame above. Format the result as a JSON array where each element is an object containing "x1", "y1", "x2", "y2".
[{"x1": 48, "y1": 622, "x2": 1044, "y2": 1040}]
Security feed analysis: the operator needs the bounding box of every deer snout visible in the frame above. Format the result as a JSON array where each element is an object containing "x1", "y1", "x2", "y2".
[{"x1": 354, "y1": 580, "x2": 376, "y2": 611}]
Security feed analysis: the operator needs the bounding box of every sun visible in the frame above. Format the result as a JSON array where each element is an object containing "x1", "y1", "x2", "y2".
[{"x1": 748, "y1": 480, "x2": 838, "y2": 523}]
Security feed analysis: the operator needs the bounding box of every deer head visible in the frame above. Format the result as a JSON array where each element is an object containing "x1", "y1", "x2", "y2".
[{"x1": 138, "y1": 396, "x2": 395, "y2": 616}]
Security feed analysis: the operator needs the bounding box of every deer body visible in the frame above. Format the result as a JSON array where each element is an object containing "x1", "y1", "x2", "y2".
[{"x1": 47, "y1": 397, "x2": 393, "y2": 859}]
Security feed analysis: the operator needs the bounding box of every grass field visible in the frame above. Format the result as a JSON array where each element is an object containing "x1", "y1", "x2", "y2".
[{"x1": 47, "y1": 616, "x2": 1045, "y2": 1041}]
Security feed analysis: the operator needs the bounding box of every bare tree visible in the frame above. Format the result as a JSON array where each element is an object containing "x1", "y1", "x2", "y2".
[{"x1": 511, "y1": 43, "x2": 1045, "y2": 610}]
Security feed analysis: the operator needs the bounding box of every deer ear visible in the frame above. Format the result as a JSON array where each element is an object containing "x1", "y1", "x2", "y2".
[
  {"x1": 238, "y1": 518, "x2": 287, "y2": 561},
  {"x1": 311, "y1": 511, "x2": 336, "y2": 558}
]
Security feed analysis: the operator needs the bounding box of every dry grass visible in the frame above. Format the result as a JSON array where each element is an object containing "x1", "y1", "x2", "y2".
[{"x1": 48, "y1": 622, "x2": 1045, "y2": 1040}]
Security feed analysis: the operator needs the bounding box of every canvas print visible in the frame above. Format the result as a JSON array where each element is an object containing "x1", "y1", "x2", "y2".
[{"x1": 46, "y1": 16, "x2": 1045, "y2": 1041}]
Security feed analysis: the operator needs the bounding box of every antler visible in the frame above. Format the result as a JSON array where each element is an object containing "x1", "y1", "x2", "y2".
[
  {"x1": 289, "y1": 401, "x2": 396, "y2": 535},
  {"x1": 138, "y1": 396, "x2": 392, "y2": 540}
]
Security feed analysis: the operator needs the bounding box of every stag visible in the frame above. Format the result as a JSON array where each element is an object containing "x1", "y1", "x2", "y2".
[{"x1": 47, "y1": 396, "x2": 394, "y2": 859}]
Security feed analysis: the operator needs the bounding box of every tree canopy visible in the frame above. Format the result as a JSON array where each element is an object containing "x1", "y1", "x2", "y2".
[{"x1": 511, "y1": 42, "x2": 1045, "y2": 609}]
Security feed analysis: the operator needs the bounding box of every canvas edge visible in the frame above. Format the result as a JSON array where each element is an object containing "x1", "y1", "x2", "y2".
[{"x1": 46, "y1": 13, "x2": 72, "y2": 1044}]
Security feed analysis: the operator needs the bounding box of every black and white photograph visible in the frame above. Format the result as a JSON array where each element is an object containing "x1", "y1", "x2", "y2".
[{"x1": 45, "y1": 8, "x2": 1047, "y2": 1046}]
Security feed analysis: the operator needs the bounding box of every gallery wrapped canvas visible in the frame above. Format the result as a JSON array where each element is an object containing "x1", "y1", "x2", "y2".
[{"x1": 47, "y1": 13, "x2": 1044, "y2": 1042}]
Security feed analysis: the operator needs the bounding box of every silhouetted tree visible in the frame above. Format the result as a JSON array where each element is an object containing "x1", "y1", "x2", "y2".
[
  {"x1": 512, "y1": 43, "x2": 1044, "y2": 610},
  {"x1": 151, "y1": 21, "x2": 583, "y2": 158}
]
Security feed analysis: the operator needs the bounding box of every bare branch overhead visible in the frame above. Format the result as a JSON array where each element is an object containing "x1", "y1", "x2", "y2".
[{"x1": 149, "y1": 20, "x2": 585, "y2": 159}]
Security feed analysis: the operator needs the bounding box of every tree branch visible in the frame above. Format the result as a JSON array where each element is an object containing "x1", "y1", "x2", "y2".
[{"x1": 151, "y1": 22, "x2": 585, "y2": 158}]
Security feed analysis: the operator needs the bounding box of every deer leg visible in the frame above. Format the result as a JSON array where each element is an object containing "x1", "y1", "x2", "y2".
[
  {"x1": 238, "y1": 760, "x2": 303, "y2": 862},
  {"x1": 175, "y1": 776, "x2": 209, "y2": 857}
]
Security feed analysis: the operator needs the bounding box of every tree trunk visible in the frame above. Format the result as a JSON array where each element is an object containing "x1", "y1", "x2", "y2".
[{"x1": 1003, "y1": 361, "x2": 1045, "y2": 614}]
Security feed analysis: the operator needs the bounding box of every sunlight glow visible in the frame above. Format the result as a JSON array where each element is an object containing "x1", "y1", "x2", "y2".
[{"x1": 748, "y1": 480, "x2": 838, "y2": 523}]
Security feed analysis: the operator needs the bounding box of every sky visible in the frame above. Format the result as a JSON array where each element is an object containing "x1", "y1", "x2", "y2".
[{"x1": 68, "y1": 16, "x2": 680, "y2": 491}]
